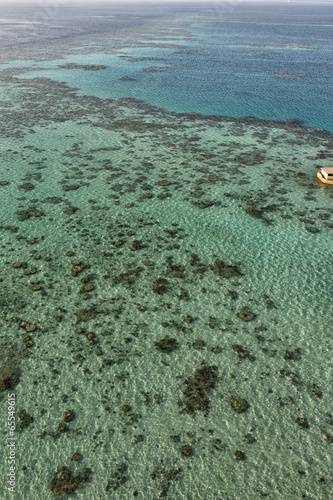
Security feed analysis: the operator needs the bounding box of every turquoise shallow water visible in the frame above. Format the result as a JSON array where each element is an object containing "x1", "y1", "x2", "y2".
[{"x1": 0, "y1": 3, "x2": 332, "y2": 500}]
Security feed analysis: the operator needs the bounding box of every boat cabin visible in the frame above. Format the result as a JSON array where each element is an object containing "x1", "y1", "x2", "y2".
[{"x1": 320, "y1": 167, "x2": 333, "y2": 180}]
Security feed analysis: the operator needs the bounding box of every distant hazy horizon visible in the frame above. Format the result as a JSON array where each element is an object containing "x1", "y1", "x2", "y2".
[{"x1": 1, "y1": 0, "x2": 333, "y2": 4}]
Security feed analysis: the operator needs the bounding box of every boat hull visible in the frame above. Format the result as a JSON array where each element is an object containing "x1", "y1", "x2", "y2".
[{"x1": 317, "y1": 172, "x2": 333, "y2": 185}]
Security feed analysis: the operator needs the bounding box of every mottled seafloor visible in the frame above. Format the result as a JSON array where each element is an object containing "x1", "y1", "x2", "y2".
[{"x1": 0, "y1": 7, "x2": 332, "y2": 500}]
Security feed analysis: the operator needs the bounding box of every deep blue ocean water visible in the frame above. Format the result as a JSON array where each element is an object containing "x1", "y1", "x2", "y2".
[{"x1": 3, "y1": 2, "x2": 333, "y2": 132}]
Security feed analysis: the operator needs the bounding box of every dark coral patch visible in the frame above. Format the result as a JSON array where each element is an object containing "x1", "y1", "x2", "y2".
[
  {"x1": 50, "y1": 465, "x2": 92, "y2": 497},
  {"x1": 154, "y1": 337, "x2": 179, "y2": 354},
  {"x1": 181, "y1": 365, "x2": 218, "y2": 415},
  {"x1": 237, "y1": 308, "x2": 256, "y2": 322},
  {"x1": 210, "y1": 260, "x2": 242, "y2": 278},
  {"x1": 230, "y1": 397, "x2": 247, "y2": 413}
]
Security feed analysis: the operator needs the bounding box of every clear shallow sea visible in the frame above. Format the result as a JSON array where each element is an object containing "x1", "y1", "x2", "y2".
[{"x1": 0, "y1": 3, "x2": 332, "y2": 500}]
